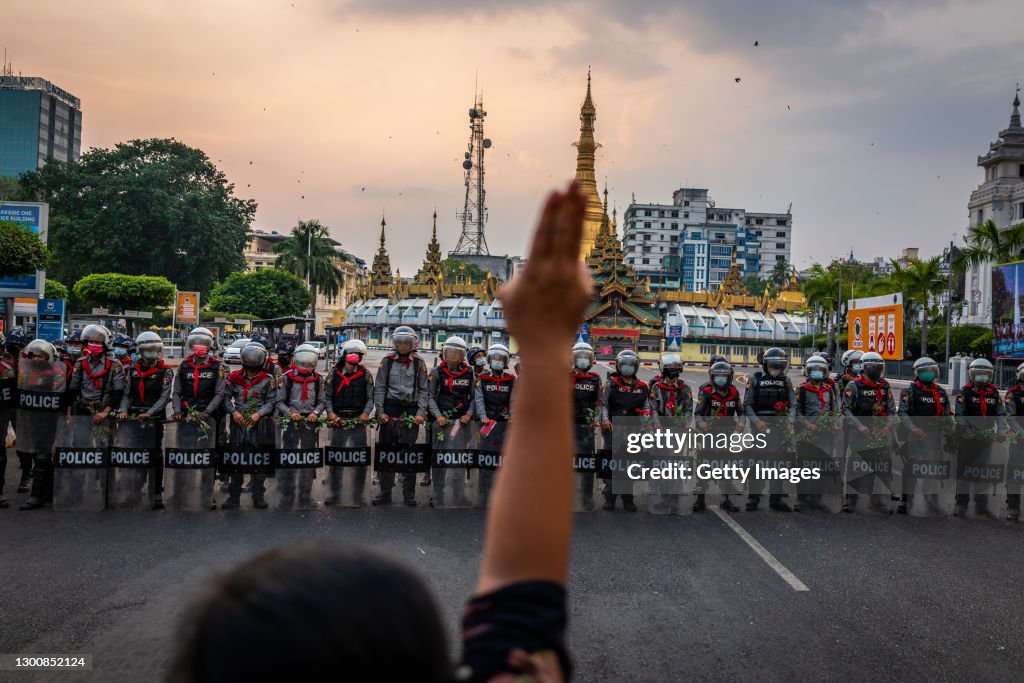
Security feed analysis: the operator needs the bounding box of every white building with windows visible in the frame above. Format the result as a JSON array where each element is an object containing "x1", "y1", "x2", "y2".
[
  {"x1": 964, "y1": 93, "x2": 1024, "y2": 325},
  {"x1": 622, "y1": 188, "x2": 793, "y2": 292}
]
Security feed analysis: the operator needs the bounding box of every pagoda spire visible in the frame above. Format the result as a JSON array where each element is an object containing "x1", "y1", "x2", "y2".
[
  {"x1": 574, "y1": 67, "x2": 606, "y2": 260},
  {"x1": 370, "y1": 213, "x2": 393, "y2": 287},
  {"x1": 1011, "y1": 84, "x2": 1022, "y2": 129},
  {"x1": 417, "y1": 210, "x2": 444, "y2": 285}
]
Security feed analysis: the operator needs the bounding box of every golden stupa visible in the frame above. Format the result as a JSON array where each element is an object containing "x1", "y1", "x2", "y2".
[{"x1": 574, "y1": 70, "x2": 606, "y2": 259}]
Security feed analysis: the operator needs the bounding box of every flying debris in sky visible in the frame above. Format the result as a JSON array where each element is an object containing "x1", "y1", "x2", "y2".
[
  {"x1": 734, "y1": 77, "x2": 741, "y2": 83},
  {"x1": 754, "y1": 40, "x2": 759, "y2": 46}
]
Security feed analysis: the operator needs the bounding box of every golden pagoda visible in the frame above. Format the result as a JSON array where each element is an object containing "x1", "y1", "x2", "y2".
[
  {"x1": 369, "y1": 215, "x2": 393, "y2": 288},
  {"x1": 574, "y1": 69, "x2": 607, "y2": 260}
]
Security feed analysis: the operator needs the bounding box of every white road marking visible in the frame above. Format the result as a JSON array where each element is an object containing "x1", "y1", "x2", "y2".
[
  {"x1": 417, "y1": 547, "x2": 426, "y2": 555},
  {"x1": 711, "y1": 506, "x2": 810, "y2": 592}
]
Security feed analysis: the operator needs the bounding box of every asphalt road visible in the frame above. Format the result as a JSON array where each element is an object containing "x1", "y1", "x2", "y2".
[{"x1": 1, "y1": 352, "x2": 1022, "y2": 682}]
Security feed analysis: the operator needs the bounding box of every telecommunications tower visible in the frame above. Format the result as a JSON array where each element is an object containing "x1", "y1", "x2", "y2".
[{"x1": 451, "y1": 91, "x2": 491, "y2": 255}]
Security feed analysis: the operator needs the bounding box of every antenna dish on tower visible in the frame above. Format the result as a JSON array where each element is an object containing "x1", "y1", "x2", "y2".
[
  {"x1": 452, "y1": 88, "x2": 490, "y2": 256},
  {"x1": 483, "y1": 139, "x2": 492, "y2": 148}
]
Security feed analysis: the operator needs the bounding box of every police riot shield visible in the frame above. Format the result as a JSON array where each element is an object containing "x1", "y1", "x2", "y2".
[
  {"x1": 844, "y1": 418, "x2": 898, "y2": 515},
  {"x1": 1007, "y1": 418, "x2": 1024, "y2": 522},
  {"x1": 15, "y1": 357, "x2": 66, "y2": 507},
  {"x1": 273, "y1": 419, "x2": 325, "y2": 510},
  {"x1": 743, "y1": 418, "x2": 797, "y2": 512},
  {"x1": 373, "y1": 416, "x2": 430, "y2": 507},
  {"x1": 218, "y1": 417, "x2": 276, "y2": 510},
  {"x1": 954, "y1": 423, "x2": 1008, "y2": 520},
  {"x1": 794, "y1": 416, "x2": 844, "y2": 513},
  {"x1": 474, "y1": 418, "x2": 510, "y2": 509},
  {"x1": 692, "y1": 416, "x2": 747, "y2": 513},
  {"x1": 52, "y1": 414, "x2": 109, "y2": 512},
  {"x1": 574, "y1": 423, "x2": 599, "y2": 512},
  {"x1": 163, "y1": 418, "x2": 218, "y2": 511},
  {"x1": 641, "y1": 417, "x2": 695, "y2": 516},
  {"x1": 323, "y1": 418, "x2": 372, "y2": 507},
  {"x1": 107, "y1": 419, "x2": 162, "y2": 510},
  {"x1": 429, "y1": 419, "x2": 478, "y2": 509},
  {"x1": 898, "y1": 418, "x2": 955, "y2": 518}
]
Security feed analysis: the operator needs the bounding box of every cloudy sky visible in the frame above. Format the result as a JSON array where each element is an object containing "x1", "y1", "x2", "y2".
[{"x1": 5, "y1": 0, "x2": 1023, "y2": 271}]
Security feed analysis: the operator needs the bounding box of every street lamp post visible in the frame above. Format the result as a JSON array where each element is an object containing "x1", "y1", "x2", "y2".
[{"x1": 944, "y1": 239, "x2": 954, "y2": 371}]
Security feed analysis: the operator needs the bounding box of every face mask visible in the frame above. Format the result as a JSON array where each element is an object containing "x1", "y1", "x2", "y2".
[
  {"x1": 142, "y1": 350, "x2": 159, "y2": 361},
  {"x1": 575, "y1": 358, "x2": 592, "y2": 371},
  {"x1": 114, "y1": 348, "x2": 128, "y2": 358},
  {"x1": 664, "y1": 369, "x2": 680, "y2": 379},
  {"x1": 713, "y1": 375, "x2": 729, "y2": 387},
  {"x1": 345, "y1": 353, "x2": 361, "y2": 364},
  {"x1": 619, "y1": 365, "x2": 636, "y2": 378},
  {"x1": 192, "y1": 345, "x2": 209, "y2": 358},
  {"x1": 86, "y1": 343, "x2": 104, "y2": 356},
  {"x1": 296, "y1": 366, "x2": 313, "y2": 375},
  {"x1": 490, "y1": 360, "x2": 505, "y2": 372},
  {"x1": 474, "y1": 358, "x2": 486, "y2": 368},
  {"x1": 852, "y1": 363, "x2": 863, "y2": 373},
  {"x1": 865, "y1": 366, "x2": 883, "y2": 380},
  {"x1": 918, "y1": 371, "x2": 936, "y2": 383},
  {"x1": 68, "y1": 346, "x2": 82, "y2": 357},
  {"x1": 130, "y1": 353, "x2": 140, "y2": 362},
  {"x1": 810, "y1": 370, "x2": 825, "y2": 380},
  {"x1": 767, "y1": 365, "x2": 785, "y2": 378},
  {"x1": 974, "y1": 374, "x2": 990, "y2": 385}
]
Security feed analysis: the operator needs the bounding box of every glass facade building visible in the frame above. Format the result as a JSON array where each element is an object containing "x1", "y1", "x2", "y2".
[{"x1": 0, "y1": 76, "x2": 82, "y2": 179}]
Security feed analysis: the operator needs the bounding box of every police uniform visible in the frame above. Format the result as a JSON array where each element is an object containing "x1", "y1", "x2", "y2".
[
  {"x1": 841, "y1": 376, "x2": 897, "y2": 512},
  {"x1": 0, "y1": 356, "x2": 16, "y2": 507},
  {"x1": 428, "y1": 362, "x2": 475, "y2": 506},
  {"x1": 474, "y1": 370, "x2": 516, "y2": 506},
  {"x1": 599, "y1": 373, "x2": 651, "y2": 511},
  {"x1": 743, "y1": 371, "x2": 796, "y2": 510},
  {"x1": 325, "y1": 362, "x2": 375, "y2": 505},
  {"x1": 650, "y1": 378, "x2": 693, "y2": 512},
  {"x1": 373, "y1": 352, "x2": 429, "y2": 505},
  {"x1": 119, "y1": 360, "x2": 174, "y2": 507},
  {"x1": 794, "y1": 379, "x2": 842, "y2": 510},
  {"x1": 276, "y1": 367, "x2": 327, "y2": 507},
  {"x1": 897, "y1": 380, "x2": 951, "y2": 514},
  {"x1": 572, "y1": 369, "x2": 602, "y2": 510},
  {"x1": 953, "y1": 382, "x2": 1004, "y2": 516},
  {"x1": 693, "y1": 380, "x2": 744, "y2": 512},
  {"x1": 223, "y1": 367, "x2": 278, "y2": 507}
]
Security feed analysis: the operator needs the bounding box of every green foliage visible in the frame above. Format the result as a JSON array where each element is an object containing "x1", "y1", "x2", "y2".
[
  {"x1": 441, "y1": 258, "x2": 489, "y2": 284},
  {"x1": 877, "y1": 256, "x2": 947, "y2": 357},
  {"x1": 0, "y1": 176, "x2": 21, "y2": 200},
  {"x1": 969, "y1": 329, "x2": 993, "y2": 354},
  {"x1": 274, "y1": 220, "x2": 346, "y2": 332},
  {"x1": 73, "y1": 273, "x2": 176, "y2": 311},
  {"x1": 18, "y1": 139, "x2": 256, "y2": 294},
  {"x1": 208, "y1": 268, "x2": 311, "y2": 320},
  {"x1": 0, "y1": 219, "x2": 51, "y2": 277},
  {"x1": 798, "y1": 333, "x2": 829, "y2": 349},
  {"x1": 953, "y1": 219, "x2": 1024, "y2": 274},
  {"x1": 44, "y1": 279, "x2": 69, "y2": 300},
  {"x1": 904, "y1": 323, "x2": 989, "y2": 359}
]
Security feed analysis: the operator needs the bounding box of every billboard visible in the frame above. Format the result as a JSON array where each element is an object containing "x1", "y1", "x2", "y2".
[
  {"x1": 0, "y1": 201, "x2": 49, "y2": 298},
  {"x1": 991, "y1": 260, "x2": 1024, "y2": 359},
  {"x1": 175, "y1": 291, "x2": 200, "y2": 325},
  {"x1": 847, "y1": 293, "x2": 903, "y2": 360}
]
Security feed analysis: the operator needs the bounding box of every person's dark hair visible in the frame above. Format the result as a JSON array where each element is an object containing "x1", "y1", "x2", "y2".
[{"x1": 166, "y1": 541, "x2": 451, "y2": 682}]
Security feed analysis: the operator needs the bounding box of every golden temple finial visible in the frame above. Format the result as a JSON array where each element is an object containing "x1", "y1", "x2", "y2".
[
  {"x1": 370, "y1": 213, "x2": 393, "y2": 287},
  {"x1": 574, "y1": 69, "x2": 604, "y2": 260}
]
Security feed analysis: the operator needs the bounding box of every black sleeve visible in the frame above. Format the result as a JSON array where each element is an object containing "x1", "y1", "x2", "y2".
[{"x1": 459, "y1": 581, "x2": 570, "y2": 683}]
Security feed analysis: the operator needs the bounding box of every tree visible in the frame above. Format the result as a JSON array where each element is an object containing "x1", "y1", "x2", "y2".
[
  {"x1": 0, "y1": 176, "x2": 20, "y2": 200},
  {"x1": 801, "y1": 260, "x2": 880, "y2": 358},
  {"x1": 18, "y1": 138, "x2": 256, "y2": 294},
  {"x1": 442, "y1": 258, "x2": 489, "y2": 284},
  {"x1": 744, "y1": 274, "x2": 771, "y2": 297},
  {"x1": 953, "y1": 219, "x2": 1024, "y2": 273},
  {"x1": 208, "y1": 269, "x2": 311, "y2": 320},
  {"x1": 769, "y1": 259, "x2": 792, "y2": 289},
  {"x1": 73, "y1": 273, "x2": 175, "y2": 312},
  {"x1": 880, "y1": 257, "x2": 946, "y2": 357},
  {"x1": 44, "y1": 279, "x2": 69, "y2": 300},
  {"x1": 273, "y1": 220, "x2": 345, "y2": 332},
  {"x1": 0, "y1": 219, "x2": 51, "y2": 277}
]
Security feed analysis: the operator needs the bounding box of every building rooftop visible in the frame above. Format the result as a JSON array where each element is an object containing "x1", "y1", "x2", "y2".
[{"x1": 0, "y1": 75, "x2": 80, "y2": 108}]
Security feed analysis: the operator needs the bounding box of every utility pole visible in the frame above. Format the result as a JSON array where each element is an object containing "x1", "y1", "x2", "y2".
[{"x1": 944, "y1": 239, "x2": 954, "y2": 372}]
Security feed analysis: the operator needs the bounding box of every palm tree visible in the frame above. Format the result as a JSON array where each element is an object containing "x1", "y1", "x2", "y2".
[
  {"x1": 274, "y1": 219, "x2": 346, "y2": 333},
  {"x1": 769, "y1": 259, "x2": 792, "y2": 289},
  {"x1": 953, "y1": 219, "x2": 1024, "y2": 274},
  {"x1": 882, "y1": 257, "x2": 946, "y2": 357}
]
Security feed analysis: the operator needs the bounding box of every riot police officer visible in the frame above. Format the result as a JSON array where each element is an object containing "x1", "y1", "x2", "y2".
[
  {"x1": 112, "y1": 333, "x2": 134, "y2": 367},
  {"x1": 468, "y1": 346, "x2": 487, "y2": 376},
  {"x1": 474, "y1": 343, "x2": 516, "y2": 505},
  {"x1": 117, "y1": 331, "x2": 174, "y2": 509},
  {"x1": 793, "y1": 355, "x2": 842, "y2": 511},
  {"x1": 0, "y1": 334, "x2": 14, "y2": 508},
  {"x1": 4, "y1": 328, "x2": 33, "y2": 492},
  {"x1": 837, "y1": 350, "x2": 864, "y2": 397},
  {"x1": 325, "y1": 339, "x2": 374, "y2": 506},
  {"x1": 743, "y1": 347, "x2": 795, "y2": 511},
  {"x1": 222, "y1": 343, "x2": 278, "y2": 509},
  {"x1": 69, "y1": 324, "x2": 125, "y2": 425},
  {"x1": 599, "y1": 349, "x2": 650, "y2": 512},
  {"x1": 953, "y1": 357, "x2": 1003, "y2": 518},
  {"x1": 896, "y1": 356, "x2": 951, "y2": 515},
  {"x1": 693, "y1": 361, "x2": 745, "y2": 512},
  {"x1": 571, "y1": 341, "x2": 602, "y2": 510},
  {"x1": 274, "y1": 340, "x2": 296, "y2": 375},
  {"x1": 841, "y1": 350, "x2": 897, "y2": 513},
  {"x1": 428, "y1": 336, "x2": 475, "y2": 506},
  {"x1": 1003, "y1": 361, "x2": 1024, "y2": 521},
  {"x1": 17, "y1": 340, "x2": 66, "y2": 510},
  {"x1": 172, "y1": 327, "x2": 228, "y2": 427},
  {"x1": 373, "y1": 326, "x2": 429, "y2": 506}
]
